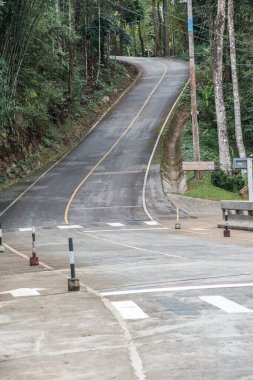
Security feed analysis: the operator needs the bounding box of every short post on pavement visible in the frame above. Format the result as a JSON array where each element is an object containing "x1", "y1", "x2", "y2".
[
  {"x1": 247, "y1": 157, "x2": 253, "y2": 202},
  {"x1": 0, "y1": 223, "x2": 5, "y2": 252},
  {"x1": 223, "y1": 208, "x2": 230, "y2": 237},
  {"x1": 30, "y1": 226, "x2": 39, "y2": 265},
  {"x1": 68, "y1": 238, "x2": 80, "y2": 291},
  {"x1": 175, "y1": 204, "x2": 181, "y2": 229}
]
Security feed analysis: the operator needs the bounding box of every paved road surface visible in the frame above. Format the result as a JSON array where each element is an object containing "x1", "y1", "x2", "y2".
[
  {"x1": 1, "y1": 58, "x2": 253, "y2": 380},
  {"x1": 0, "y1": 57, "x2": 189, "y2": 229}
]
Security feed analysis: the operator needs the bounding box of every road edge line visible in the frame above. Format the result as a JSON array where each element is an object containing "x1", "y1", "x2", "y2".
[
  {"x1": 4, "y1": 243, "x2": 54, "y2": 270},
  {"x1": 64, "y1": 62, "x2": 168, "y2": 224},
  {"x1": 142, "y1": 77, "x2": 190, "y2": 220},
  {"x1": 0, "y1": 61, "x2": 143, "y2": 219}
]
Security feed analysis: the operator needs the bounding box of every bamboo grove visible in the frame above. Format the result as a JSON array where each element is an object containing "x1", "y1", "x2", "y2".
[{"x1": 0, "y1": 0, "x2": 252, "y2": 180}]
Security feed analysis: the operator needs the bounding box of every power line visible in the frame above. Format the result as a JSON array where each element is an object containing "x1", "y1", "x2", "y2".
[{"x1": 105, "y1": 0, "x2": 253, "y2": 55}]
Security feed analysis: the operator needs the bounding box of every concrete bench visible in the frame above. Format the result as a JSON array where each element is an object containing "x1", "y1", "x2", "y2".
[{"x1": 218, "y1": 201, "x2": 253, "y2": 231}]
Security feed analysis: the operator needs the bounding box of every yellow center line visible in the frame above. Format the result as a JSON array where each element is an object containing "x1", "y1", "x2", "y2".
[{"x1": 64, "y1": 62, "x2": 168, "y2": 224}]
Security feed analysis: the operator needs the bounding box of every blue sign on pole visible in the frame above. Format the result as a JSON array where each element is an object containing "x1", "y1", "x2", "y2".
[{"x1": 188, "y1": 17, "x2": 193, "y2": 32}]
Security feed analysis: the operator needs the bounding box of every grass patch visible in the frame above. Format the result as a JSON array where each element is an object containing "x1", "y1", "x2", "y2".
[{"x1": 181, "y1": 172, "x2": 243, "y2": 201}]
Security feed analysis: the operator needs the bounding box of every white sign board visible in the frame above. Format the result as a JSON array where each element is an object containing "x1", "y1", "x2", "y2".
[{"x1": 182, "y1": 161, "x2": 215, "y2": 171}]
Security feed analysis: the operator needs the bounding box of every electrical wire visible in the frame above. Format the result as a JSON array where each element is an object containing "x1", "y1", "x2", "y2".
[{"x1": 104, "y1": 0, "x2": 253, "y2": 56}]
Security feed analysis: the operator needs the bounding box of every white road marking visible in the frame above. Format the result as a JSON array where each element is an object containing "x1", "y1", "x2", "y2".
[
  {"x1": 65, "y1": 61, "x2": 168, "y2": 225},
  {"x1": 190, "y1": 228, "x2": 207, "y2": 231},
  {"x1": 100, "y1": 282, "x2": 253, "y2": 297},
  {"x1": 111, "y1": 301, "x2": 149, "y2": 320},
  {"x1": 142, "y1": 74, "x2": 187, "y2": 80},
  {"x1": 199, "y1": 295, "x2": 253, "y2": 314},
  {"x1": 144, "y1": 221, "x2": 160, "y2": 226},
  {"x1": 19, "y1": 228, "x2": 33, "y2": 232},
  {"x1": 142, "y1": 77, "x2": 190, "y2": 220},
  {"x1": 79, "y1": 231, "x2": 186, "y2": 260},
  {"x1": 92, "y1": 170, "x2": 145, "y2": 175},
  {"x1": 0, "y1": 66, "x2": 142, "y2": 220},
  {"x1": 57, "y1": 225, "x2": 83, "y2": 229},
  {"x1": 0, "y1": 288, "x2": 46, "y2": 297},
  {"x1": 4, "y1": 243, "x2": 54, "y2": 270},
  {"x1": 107, "y1": 223, "x2": 126, "y2": 227},
  {"x1": 69, "y1": 205, "x2": 142, "y2": 210},
  {"x1": 82, "y1": 227, "x2": 168, "y2": 233}
]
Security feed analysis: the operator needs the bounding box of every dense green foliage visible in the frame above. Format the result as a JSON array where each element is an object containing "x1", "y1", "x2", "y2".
[
  {"x1": 0, "y1": 0, "x2": 137, "y2": 177},
  {"x1": 211, "y1": 168, "x2": 245, "y2": 192},
  {"x1": 0, "y1": 0, "x2": 252, "y2": 190},
  {"x1": 184, "y1": 172, "x2": 242, "y2": 201},
  {"x1": 182, "y1": 0, "x2": 253, "y2": 164}
]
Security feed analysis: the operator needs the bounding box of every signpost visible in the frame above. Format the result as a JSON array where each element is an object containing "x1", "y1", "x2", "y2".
[
  {"x1": 233, "y1": 158, "x2": 247, "y2": 170},
  {"x1": 233, "y1": 158, "x2": 253, "y2": 201},
  {"x1": 182, "y1": 161, "x2": 215, "y2": 171}
]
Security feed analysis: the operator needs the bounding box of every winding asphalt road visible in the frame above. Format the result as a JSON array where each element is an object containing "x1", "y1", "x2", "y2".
[
  {"x1": 2, "y1": 58, "x2": 253, "y2": 380},
  {"x1": 0, "y1": 57, "x2": 189, "y2": 229}
]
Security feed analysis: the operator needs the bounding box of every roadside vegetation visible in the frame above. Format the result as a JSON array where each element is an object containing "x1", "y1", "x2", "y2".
[
  {"x1": 0, "y1": 1, "x2": 252, "y2": 200},
  {"x1": 161, "y1": 0, "x2": 252, "y2": 201},
  {"x1": 183, "y1": 172, "x2": 242, "y2": 201}
]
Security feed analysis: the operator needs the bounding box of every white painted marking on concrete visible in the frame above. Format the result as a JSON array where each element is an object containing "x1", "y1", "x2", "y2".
[
  {"x1": 19, "y1": 228, "x2": 33, "y2": 232},
  {"x1": 100, "y1": 282, "x2": 253, "y2": 297},
  {"x1": 65, "y1": 61, "x2": 168, "y2": 226},
  {"x1": 142, "y1": 77, "x2": 190, "y2": 221},
  {"x1": 70, "y1": 205, "x2": 142, "y2": 210},
  {"x1": 111, "y1": 301, "x2": 149, "y2": 320},
  {"x1": 4, "y1": 243, "x2": 53, "y2": 270},
  {"x1": 144, "y1": 221, "x2": 159, "y2": 226},
  {"x1": 0, "y1": 288, "x2": 46, "y2": 297},
  {"x1": 57, "y1": 225, "x2": 83, "y2": 229},
  {"x1": 0, "y1": 67, "x2": 142, "y2": 220},
  {"x1": 82, "y1": 227, "x2": 168, "y2": 233},
  {"x1": 191, "y1": 228, "x2": 207, "y2": 231},
  {"x1": 102, "y1": 296, "x2": 146, "y2": 380},
  {"x1": 199, "y1": 296, "x2": 253, "y2": 314},
  {"x1": 80, "y1": 230, "x2": 186, "y2": 260},
  {"x1": 92, "y1": 170, "x2": 145, "y2": 175},
  {"x1": 107, "y1": 223, "x2": 126, "y2": 227}
]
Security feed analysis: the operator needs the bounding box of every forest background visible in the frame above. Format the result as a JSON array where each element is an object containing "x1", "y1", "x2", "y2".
[{"x1": 0, "y1": 0, "x2": 252, "y2": 189}]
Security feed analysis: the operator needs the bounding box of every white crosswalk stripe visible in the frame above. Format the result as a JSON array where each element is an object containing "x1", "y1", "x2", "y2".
[
  {"x1": 111, "y1": 301, "x2": 149, "y2": 320},
  {"x1": 144, "y1": 221, "x2": 160, "y2": 226},
  {"x1": 199, "y1": 296, "x2": 253, "y2": 314},
  {"x1": 57, "y1": 225, "x2": 82, "y2": 229},
  {"x1": 106, "y1": 222, "x2": 126, "y2": 227}
]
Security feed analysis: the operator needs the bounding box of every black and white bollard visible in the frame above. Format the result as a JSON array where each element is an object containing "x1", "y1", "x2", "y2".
[
  {"x1": 223, "y1": 209, "x2": 230, "y2": 237},
  {"x1": 175, "y1": 205, "x2": 181, "y2": 229},
  {"x1": 68, "y1": 238, "x2": 80, "y2": 291},
  {"x1": 30, "y1": 226, "x2": 39, "y2": 266},
  {"x1": 0, "y1": 223, "x2": 5, "y2": 252}
]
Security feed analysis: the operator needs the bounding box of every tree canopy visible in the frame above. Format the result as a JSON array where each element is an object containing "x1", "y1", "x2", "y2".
[{"x1": 0, "y1": 0, "x2": 252, "y2": 181}]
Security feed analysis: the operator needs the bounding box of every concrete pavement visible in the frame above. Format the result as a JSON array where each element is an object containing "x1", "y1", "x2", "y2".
[
  {"x1": 1, "y1": 57, "x2": 253, "y2": 379},
  {"x1": 0, "y1": 268, "x2": 137, "y2": 379},
  {"x1": 1, "y1": 205, "x2": 253, "y2": 379}
]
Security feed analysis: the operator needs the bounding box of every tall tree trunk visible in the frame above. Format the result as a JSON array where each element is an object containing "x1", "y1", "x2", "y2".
[
  {"x1": 227, "y1": 0, "x2": 246, "y2": 158},
  {"x1": 213, "y1": 0, "x2": 231, "y2": 173},
  {"x1": 163, "y1": 0, "x2": 169, "y2": 56},
  {"x1": 119, "y1": 20, "x2": 124, "y2": 56},
  {"x1": 207, "y1": 0, "x2": 214, "y2": 48},
  {"x1": 138, "y1": 22, "x2": 145, "y2": 57},
  {"x1": 68, "y1": 0, "x2": 75, "y2": 105},
  {"x1": 132, "y1": 25, "x2": 137, "y2": 56},
  {"x1": 152, "y1": 0, "x2": 160, "y2": 56},
  {"x1": 157, "y1": 1, "x2": 163, "y2": 54}
]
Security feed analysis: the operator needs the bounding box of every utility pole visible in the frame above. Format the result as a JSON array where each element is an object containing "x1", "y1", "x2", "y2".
[{"x1": 187, "y1": 0, "x2": 201, "y2": 180}]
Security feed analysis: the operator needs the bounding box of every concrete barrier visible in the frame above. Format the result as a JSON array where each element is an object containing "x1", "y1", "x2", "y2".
[{"x1": 218, "y1": 201, "x2": 253, "y2": 231}]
